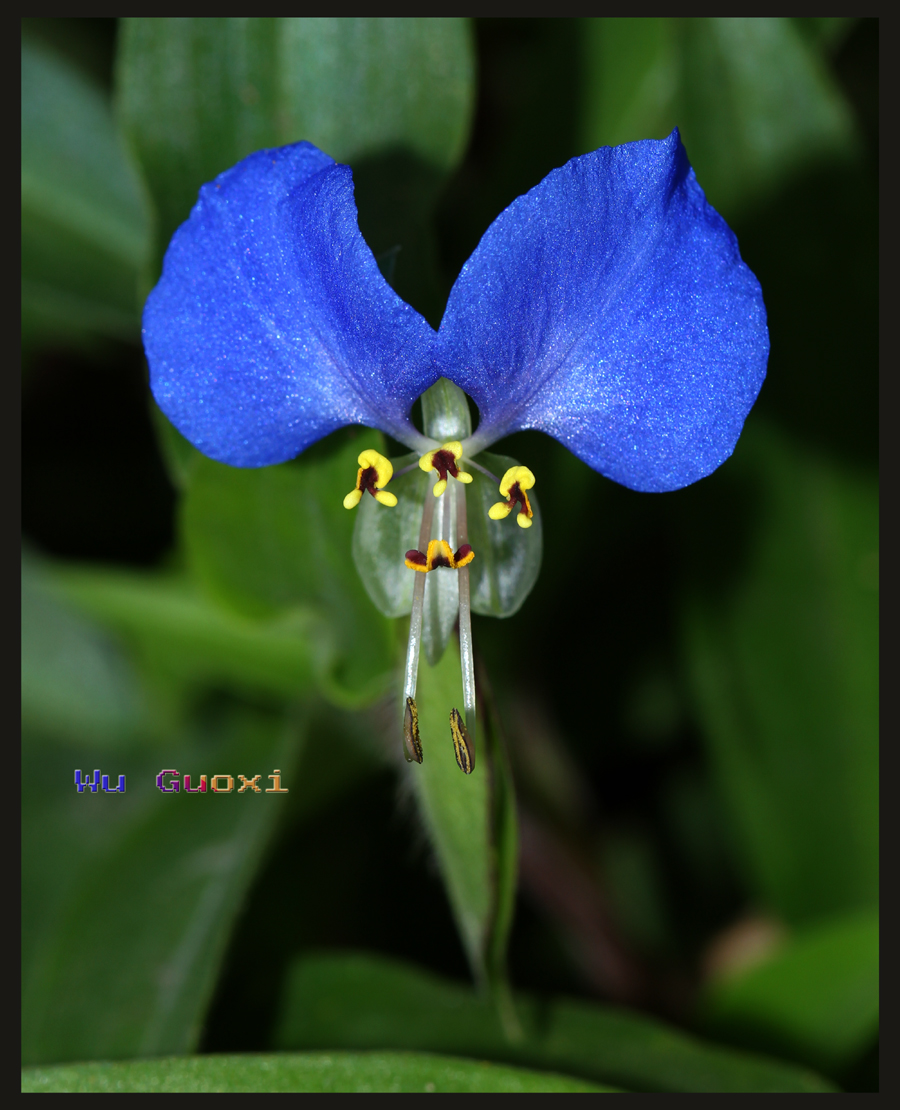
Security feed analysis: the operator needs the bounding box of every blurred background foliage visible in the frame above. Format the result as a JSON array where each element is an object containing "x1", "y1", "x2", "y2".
[{"x1": 21, "y1": 18, "x2": 877, "y2": 1093}]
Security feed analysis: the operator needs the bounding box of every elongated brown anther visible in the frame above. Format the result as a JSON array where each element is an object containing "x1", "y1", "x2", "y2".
[
  {"x1": 403, "y1": 696, "x2": 423, "y2": 764},
  {"x1": 449, "y1": 708, "x2": 475, "y2": 774}
]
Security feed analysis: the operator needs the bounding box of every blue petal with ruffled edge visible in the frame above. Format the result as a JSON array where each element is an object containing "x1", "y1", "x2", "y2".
[
  {"x1": 143, "y1": 142, "x2": 438, "y2": 467},
  {"x1": 438, "y1": 129, "x2": 768, "y2": 493}
]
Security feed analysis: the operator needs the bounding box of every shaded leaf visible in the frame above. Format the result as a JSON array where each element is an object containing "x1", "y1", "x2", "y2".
[
  {"x1": 23, "y1": 710, "x2": 304, "y2": 1064},
  {"x1": 275, "y1": 951, "x2": 836, "y2": 1092},
  {"x1": 116, "y1": 17, "x2": 474, "y2": 270},
  {"x1": 21, "y1": 37, "x2": 150, "y2": 341},
  {"x1": 580, "y1": 17, "x2": 858, "y2": 219},
  {"x1": 181, "y1": 430, "x2": 394, "y2": 705},
  {"x1": 22, "y1": 1052, "x2": 610, "y2": 1093},
  {"x1": 700, "y1": 907, "x2": 878, "y2": 1074},
  {"x1": 22, "y1": 554, "x2": 146, "y2": 748},
  {"x1": 53, "y1": 566, "x2": 328, "y2": 706},
  {"x1": 680, "y1": 419, "x2": 878, "y2": 923}
]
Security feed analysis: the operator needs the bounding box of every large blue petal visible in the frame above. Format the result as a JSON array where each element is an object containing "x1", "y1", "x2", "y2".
[
  {"x1": 438, "y1": 130, "x2": 768, "y2": 492},
  {"x1": 143, "y1": 142, "x2": 438, "y2": 467}
]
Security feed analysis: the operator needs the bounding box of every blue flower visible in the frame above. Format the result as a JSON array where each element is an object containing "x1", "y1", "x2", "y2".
[
  {"x1": 143, "y1": 129, "x2": 768, "y2": 770},
  {"x1": 144, "y1": 129, "x2": 767, "y2": 491}
]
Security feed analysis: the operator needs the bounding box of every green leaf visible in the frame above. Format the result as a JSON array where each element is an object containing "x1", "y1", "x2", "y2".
[
  {"x1": 579, "y1": 17, "x2": 859, "y2": 219},
  {"x1": 407, "y1": 634, "x2": 492, "y2": 980},
  {"x1": 680, "y1": 419, "x2": 878, "y2": 923},
  {"x1": 22, "y1": 1052, "x2": 611, "y2": 1093},
  {"x1": 22, "y1": 554, "x2": 146, "y2": 748},
  {"x1": 21, "y1": 37, "x2": 150, "y2": 341},
  {"x1": 51, "y1": 566, "x2": 329, "y2": 707},
  {"x1": 181, "y1": 430, "x2": 394, "y2": 705},
  {"x1": 700, "y1": 908, "x2": 878, "y2": 1075},
  {"x1": 116, "y1": 18, "x2": 474, "y2": 268},
  {"x1": 22, "y1": 710, "x2": 304, "y2": 1065},
  {"x1": 275, "y1": 951, "x2": 836, "y2": 1092}
]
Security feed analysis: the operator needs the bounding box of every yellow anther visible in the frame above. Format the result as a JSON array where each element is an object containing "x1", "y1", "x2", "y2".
[
  {"x1": 418, "y1": 441, "x2": 473, "y2": 496},
  {"x1": 343, "y1": 449, "x2": 396, "y2": 509},
  {"x1": 405, "y1": 539, "x2": 475, "y2": 573},
  {"x1": 499, "y1": 465, "x2": 535, "y2": 497},
  {"x1": 490, "y1": 465, "x2": 535, "y2": 528}
]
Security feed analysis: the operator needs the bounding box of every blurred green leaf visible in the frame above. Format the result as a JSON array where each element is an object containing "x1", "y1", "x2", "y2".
[
  {"x1": 181, "y1": 431, "x2": 394, "y2": 705},
  {"x1": 53, "y1": 566, "x2": 329, "y2": 706},
  {"x1": 22, "y1": 554, "x2": 146, "y2": 747},
  {"x1": 21, "y1": 36, "x2": 150, "y2": 342},
  {"x1": 275, "y1": 951, "x2": 836, "y2": 1091},
  {"x1": 791, "y1": 17, "x2": 857, "y2": 53},
  {"x1": 680, "y1": 419, "x2": 877, "y2": 923},
  {"x1": 580, "y1": 17, "x2": 858, "y2": 219},
  {"x1": 701, "y1": 907, "x2": 878, "y2": 1075},
  {"x1": 22, "y1": 1052, "x2": 610, "y2": 1093},
  {"x1": 23, "y1": 710, "x2": 303, "y2": 1065},
  {"x1": 116, "y1": 18, "x2": 474, "y2": 270}
]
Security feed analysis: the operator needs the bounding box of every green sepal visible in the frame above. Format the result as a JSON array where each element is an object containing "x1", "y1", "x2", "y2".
[
  {"x1": 352, "y1": 453, "x2": 423, "y2": 619},
  {"x1": 468, "y1": 452, "x2": 543, "y2": 618}
]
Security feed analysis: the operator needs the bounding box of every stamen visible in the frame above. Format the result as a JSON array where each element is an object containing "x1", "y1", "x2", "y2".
[
  {"x1": 402, "y1": 471, "x2": 438, "y2": 742},
  {"x1": 489, "y1": 465, "x2": 535, "y2": 529},
  {"x1": 403, "y1": 696, "x2": 423, "y2": 764},
  {"x1": 455, "y1": 479, "x2": 477, "y2": 759},
  {"x1": 343, "y1": 449, "x2": 397, "y2": 509},
  {"x1": 418, "y1": 441, "x2": 474, "y2": 497},
  {"x1": 405, "y1": 539, "x2": 474, "y2": 572},
  {"x1": 449, "y1": 707, "x2": 475, "y2": 773}
]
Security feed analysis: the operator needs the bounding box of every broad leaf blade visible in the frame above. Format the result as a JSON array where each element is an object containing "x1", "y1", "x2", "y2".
[
  {"x1": 580, "y1": 17, "x2": 858, "y2": 218},
  {"x1": 680, "y1": 420, "x2": 878, "y2": 923},
  {"x1": 275, "y1": 951, "x2": 837, "y2": 1092},
  {"x1": 22, "y1": 555, "x2": 147, "y2": 748},
  {"x1": 116, "y1": 17, "x2": 474, "y2": 265},
  {"x1": 22, "y1": 1052, "x2": 611, "y2": 1093},
  {"x1": 23, "y1": 711, "x2": 304, "y2": 1065},
  {"x1": 52, "y1": 566, "x2": 329, "y2": 705},
  {"x1": 181, "y1": 431, "x2": 394, "y2": 705},
  {"x1": 700, "y1": 908, "x2": 878, "y2": 1074},
  {"x1": 21, "y1": 37, "x2": 150, "y2": 340}
]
